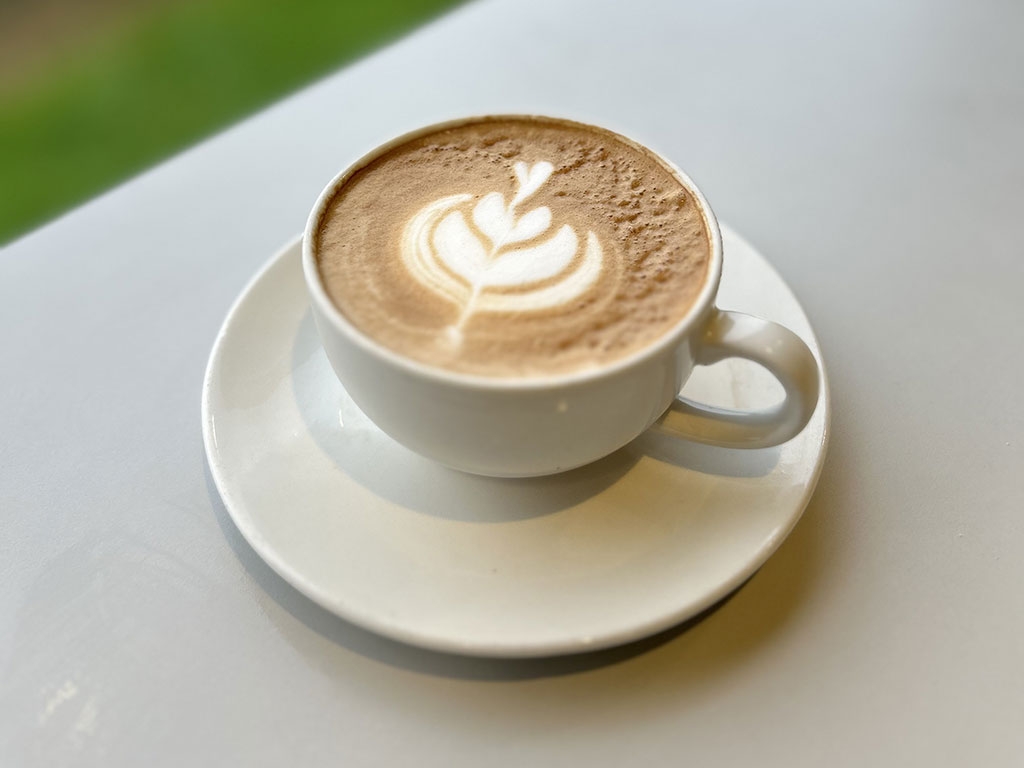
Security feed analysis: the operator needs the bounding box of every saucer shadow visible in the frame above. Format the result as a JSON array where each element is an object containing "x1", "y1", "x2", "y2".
[
  {"x1": 206, "y1": 460, "x2": 740, "y2": 679},
  {"x1": 290, "y1": 311, "x2": 780, "y2": 524}
]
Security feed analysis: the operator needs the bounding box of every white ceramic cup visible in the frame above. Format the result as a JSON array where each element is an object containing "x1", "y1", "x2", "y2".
[{"x1": 303, "y1": 116, "x2": 820, "y2": 477}]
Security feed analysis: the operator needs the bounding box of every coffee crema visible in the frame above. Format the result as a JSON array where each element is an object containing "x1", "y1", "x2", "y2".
[{"x1": 315, "y1": 117, "x2": 711, "y2": 378}]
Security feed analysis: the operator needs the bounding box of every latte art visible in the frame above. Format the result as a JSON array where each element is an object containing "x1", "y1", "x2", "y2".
[
  {"x1": 402, "y1": 160, "x2": 603, "y2": 341},
  {"x1": 315, "y1": 117, "x2": 711, "y2": 377}
]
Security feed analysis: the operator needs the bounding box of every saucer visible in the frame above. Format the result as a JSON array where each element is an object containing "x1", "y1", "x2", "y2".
[{"x1": 202, "y1": 226, "x2": 830, "y2": 658}]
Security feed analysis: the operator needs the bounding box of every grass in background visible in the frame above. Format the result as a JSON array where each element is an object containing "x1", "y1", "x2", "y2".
[{"x1": 0, "y1": 0, "x2": 463, "y2": 244}]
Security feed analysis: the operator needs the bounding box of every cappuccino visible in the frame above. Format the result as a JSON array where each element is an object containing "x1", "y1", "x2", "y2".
[{"x1": 314, "y1": 117, "x2": 711, "y2": 377}]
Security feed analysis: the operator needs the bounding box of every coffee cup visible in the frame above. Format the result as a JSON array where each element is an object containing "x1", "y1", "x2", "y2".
[{"x1": 302, "y1": 115, "x2": 819, "y2": 477}]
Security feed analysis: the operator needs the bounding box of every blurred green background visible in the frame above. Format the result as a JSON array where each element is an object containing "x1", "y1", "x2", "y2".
[{"x1": 0, "y1": 0, "x2": 463, "y2": 244}]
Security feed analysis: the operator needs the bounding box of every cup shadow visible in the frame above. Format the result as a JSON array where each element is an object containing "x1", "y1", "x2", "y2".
[{"x1": 290, "y1": 310, "x2": 780, "y2": 525}]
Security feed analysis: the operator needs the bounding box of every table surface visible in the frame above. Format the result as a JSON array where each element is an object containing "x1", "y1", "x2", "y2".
[{"x1": 3, "y1": 0, "x2": 1023, "y2": 765}]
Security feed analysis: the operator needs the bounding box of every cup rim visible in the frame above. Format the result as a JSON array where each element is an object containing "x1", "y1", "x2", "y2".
[{"x1": 302, "y1": 114, "x2": 723, "y2": 392}]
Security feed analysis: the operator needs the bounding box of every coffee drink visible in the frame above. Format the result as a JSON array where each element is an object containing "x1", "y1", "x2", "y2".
[{"x1": 314, "y1": 116, "x2": 711, "y2": 378}]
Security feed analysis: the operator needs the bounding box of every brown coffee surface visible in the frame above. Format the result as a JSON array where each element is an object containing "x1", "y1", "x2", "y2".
[{"x1": 315, "y1": 117, "x2": 711, "y2": 378}]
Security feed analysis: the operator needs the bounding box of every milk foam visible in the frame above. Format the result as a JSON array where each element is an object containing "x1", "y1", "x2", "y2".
[{"x1": 401, "y1": 161, "x2": 603, "y2": 336}]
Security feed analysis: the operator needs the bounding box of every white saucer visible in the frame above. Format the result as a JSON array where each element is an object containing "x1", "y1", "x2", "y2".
[{"x1": 202, "y1": 226, "x2": 830, "y2": 658}]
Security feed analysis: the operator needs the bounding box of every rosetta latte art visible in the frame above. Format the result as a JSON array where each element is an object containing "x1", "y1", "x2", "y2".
[{"x1": 401, "y1": 160, "x2": 603, "y2": 340}]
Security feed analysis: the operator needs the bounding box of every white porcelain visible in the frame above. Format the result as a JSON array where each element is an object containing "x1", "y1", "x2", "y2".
[
  {"x1": 302, "y1": 116, "x2": 820, "y2": 477},
  {"x1": 202, "y1": 228, "x2": 830, "y2": 658}
]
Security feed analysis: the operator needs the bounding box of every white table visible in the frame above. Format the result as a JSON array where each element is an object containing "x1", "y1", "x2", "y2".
[{"x1": 3, "y1": 0, "x2": 1022, "y2": 764}]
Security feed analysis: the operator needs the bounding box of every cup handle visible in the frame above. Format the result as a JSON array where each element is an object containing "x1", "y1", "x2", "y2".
[{"x1": 653, "y1": 309, "x2": 820, "y2": 448}]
